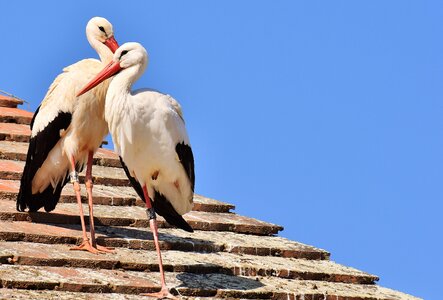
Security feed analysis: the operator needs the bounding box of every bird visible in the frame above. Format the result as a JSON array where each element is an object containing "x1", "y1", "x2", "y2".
[
  {"x1": 17, "y1": 17, "x2": 119, "y2": 254},
  {"x1": 77, "y1": 42, "x2": 195, "y2": 299}
]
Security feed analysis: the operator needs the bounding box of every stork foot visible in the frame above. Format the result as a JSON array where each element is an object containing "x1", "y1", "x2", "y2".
[
  {"x1": 141, "y1": 287, "x2": 178, "y2": 299},
  {"x1": 70, "y1": 240, "x2": 114, "y2": 254}
]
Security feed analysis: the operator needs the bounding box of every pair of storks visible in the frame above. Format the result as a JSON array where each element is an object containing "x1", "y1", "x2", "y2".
[{"x1": 16, "y1": 17, "x2": 194, "y2": 299}]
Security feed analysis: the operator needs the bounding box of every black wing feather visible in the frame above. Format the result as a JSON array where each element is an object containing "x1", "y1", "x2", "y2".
[
  {"x1": 29, "y1": 105, "x2": 40, "y2": 130},
  {"x1": 175, "y1": 142, "x2": 195, "y2": 191},
  {"x1": 119, "y1": 156, "x2": 193, "y2": 232},
  {"x1": 17, "y1": 107, "x2": 72, "y2": 212}
]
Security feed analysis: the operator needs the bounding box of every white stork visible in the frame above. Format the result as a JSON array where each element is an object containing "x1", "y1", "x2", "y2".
[
  {"x1": 17, "y1": 17, "x2": 119, "y2": 254},
  {"x1": 77, "y1": 42, "x2": 195, "y2": 299}
]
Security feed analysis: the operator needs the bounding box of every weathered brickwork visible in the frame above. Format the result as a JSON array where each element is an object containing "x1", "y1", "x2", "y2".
[{"x1": 0, "y1": 97, "x2": 420, "y2": 299}]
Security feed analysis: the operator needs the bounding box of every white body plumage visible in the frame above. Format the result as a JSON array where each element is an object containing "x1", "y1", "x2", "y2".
[
  {"x1": 31, "y1": 59, "x2": 110, "y2": 193},
  {"x1": 106, "y1": 87, "x2": 193, "y2": 215}
]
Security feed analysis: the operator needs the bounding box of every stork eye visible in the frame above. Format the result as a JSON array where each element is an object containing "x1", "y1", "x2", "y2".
[
  {"x1": 98, "y1": 26, "x2": 106, "y2": 33},
  {"x1": 119, "y1": 50, "x2": 129, "y2": 60}
]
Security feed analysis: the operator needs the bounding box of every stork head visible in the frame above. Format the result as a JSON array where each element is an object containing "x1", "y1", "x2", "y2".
[
  {"x1": 116, "y1": 42, "x2": 148, "y2": 71},
  {"x1": 77, "y1": 42, "x2": 148, "y2": 97},
  {"x1": 86, "y1": 17, "x2": 119, "y2": 53}
]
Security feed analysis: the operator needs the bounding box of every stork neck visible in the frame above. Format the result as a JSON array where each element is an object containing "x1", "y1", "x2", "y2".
[
  {"x1": 105, "y1": 68, "x2": 135, "y2": 110},
  {"x1": 109, "y1": 64, "x2": 144, "y2": 98},
  {"x1": 89, "y1": 38, "x2": 114, "y2": 63},
  {"x1": 104, "y1": 70, "x2": 135, "y2": 131},
  {"x1": 108, "y1": 76, "x2": 132, "y2": 100}
]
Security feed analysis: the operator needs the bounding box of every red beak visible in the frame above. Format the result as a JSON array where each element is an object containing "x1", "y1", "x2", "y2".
[
  {"x1": 104, "y1": 36, "x2": 119, "y2": 53},
  {"x1": 77, "y1": 60, "x2": 122, "y2": 97}
]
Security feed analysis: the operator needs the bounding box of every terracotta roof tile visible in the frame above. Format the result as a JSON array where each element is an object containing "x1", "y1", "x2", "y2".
[
  {"x1": 0, "y1": 123, "x2": 31, "y2": 142},
  {"x1": 0, "y1": 140, "x2": 123, "y2": 167},
  {"x1": 0, "y1": 242, "x2": 375, "y2": 283},
  {"x1": 0, "y1": 265, "x2": 419, "y2": 299},
  {"x1": 0, "y1": 221, "x2": 327, "y2": 259},
  {"x1": 0, "y1": 95, "x2": 23, "y2": 108},
  {"x1": 0, "y1": 179, "x2": 234, "y2": 213},
  {"x1": 0, "y1": 107, "x2": 33, "y2": 124}
]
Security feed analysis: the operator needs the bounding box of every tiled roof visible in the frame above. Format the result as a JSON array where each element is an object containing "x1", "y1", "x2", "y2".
[{"x1": 0, "y1": 95, "x2": 420, "y2": 299}]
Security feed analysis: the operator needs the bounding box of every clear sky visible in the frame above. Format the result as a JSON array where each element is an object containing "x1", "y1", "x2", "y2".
[{"x1": 1, "y1": 1, "x2": 440, "y2": 299}]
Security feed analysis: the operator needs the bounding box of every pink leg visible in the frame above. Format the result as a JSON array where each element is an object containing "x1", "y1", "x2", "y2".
[
  {"x1": 68, "y1": 155, "x2": 99, "y2": 254},
  {"x1": 70, "y1": 153, "x2": 113, "y2": 254},
  {"x1": 85, "y1": 151, "x2": 113, "y2": 253},
  {"x1": 140, "y1": 185, "x2": 176, "y2": 299}
]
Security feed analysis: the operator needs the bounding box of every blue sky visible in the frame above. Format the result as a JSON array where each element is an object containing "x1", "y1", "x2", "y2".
[{"x1": 1, "y1": 1, "x2": 440, "y2": 299}]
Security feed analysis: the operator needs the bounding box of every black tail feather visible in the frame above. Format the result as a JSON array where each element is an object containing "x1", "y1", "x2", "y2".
[
  {"x1": 153, "y1": 191, "x2": 193, "y2": 232},
  {"x1": 175, "y1": 142, "x2": 195, "y2": 191},
  {"x1": 22, "y1": 175, "x2": 69, "y2": 212}
]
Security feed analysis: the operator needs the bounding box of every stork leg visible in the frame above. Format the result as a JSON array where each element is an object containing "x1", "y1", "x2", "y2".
[
  {"x1": 140, "y1": 185, "x2": 177, "y2": 299},
  {"x1": 69, "y1": 154, "x2": 111, "y2": 254},
  {"x1": 84, "y1": 151, "x2": 114, "y2": 253},
  {"x1": 68, "y1": 156, "x2": 99, "y2": 254}
]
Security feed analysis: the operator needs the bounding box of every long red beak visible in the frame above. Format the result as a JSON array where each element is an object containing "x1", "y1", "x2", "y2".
[
  {"x1": 104, "y1": 36, "x2": 119, "y2": 53},
  {"x1": 77, "y1": 60, "x2": 122, "y2": 97}
]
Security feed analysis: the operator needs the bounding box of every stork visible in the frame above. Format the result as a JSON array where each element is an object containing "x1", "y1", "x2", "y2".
[
  {"x1": 77, "y1": 42, "x2": 195, "y2": 299},
  {"x1": 17, "y1": 17, "x2": 119, "y2": 254}
]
